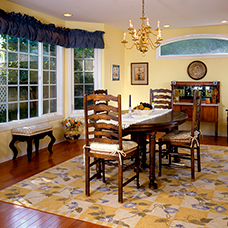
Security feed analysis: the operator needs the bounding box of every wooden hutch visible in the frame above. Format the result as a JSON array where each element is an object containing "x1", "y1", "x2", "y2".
[{"x1": 171, "y1": 81, "x2": 220, "y2": 139}]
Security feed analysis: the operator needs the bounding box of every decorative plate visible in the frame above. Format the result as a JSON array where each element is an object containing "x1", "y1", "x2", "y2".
[{"x1": 187, "y1": 61, "x2": 207, "y2": 80}]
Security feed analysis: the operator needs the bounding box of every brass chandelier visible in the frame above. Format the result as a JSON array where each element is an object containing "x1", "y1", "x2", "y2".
[{"x1": 121, "y1": 0, "x2": 162, "y2": 54}]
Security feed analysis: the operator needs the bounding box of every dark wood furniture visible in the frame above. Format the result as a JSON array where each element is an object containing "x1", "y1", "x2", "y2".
[
  {"x1": 9, "y1": 124, "x2": 56, "y2": 162},
  {"x1": 84, "y1": 93, "x2": 140, "y2": 203},
  {"x1": 150, "y1": 88, "x2": 173, "y2": 110},
  {"x1": 171, "y1": 81, "x2": 220, "y2": 140},
  {"x1": 158, "y1": 90, "x2": 202, "y2": 181},
  {"x1": 123, "y1": 110, "x2": 188, "y2": 189}
]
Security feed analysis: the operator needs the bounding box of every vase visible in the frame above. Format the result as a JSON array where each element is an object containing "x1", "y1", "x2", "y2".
[{"x1": 64, "y1": 128, "x2": 80, "y2": 143}]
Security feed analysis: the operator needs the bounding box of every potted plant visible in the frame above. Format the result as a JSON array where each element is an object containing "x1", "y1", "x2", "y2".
[{"x1": 61, "y1": 117, "x2": 84, "y2": 143}]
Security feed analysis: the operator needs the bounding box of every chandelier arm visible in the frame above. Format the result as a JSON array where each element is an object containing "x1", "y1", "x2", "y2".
[{"x1": 123, "y1": 42, "x2": 136, "y2": 50}]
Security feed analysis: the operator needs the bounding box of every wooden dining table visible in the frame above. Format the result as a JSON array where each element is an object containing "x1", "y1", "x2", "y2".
[{"x1": 122, "y1": 110, "x2": 188, "y2": 189}]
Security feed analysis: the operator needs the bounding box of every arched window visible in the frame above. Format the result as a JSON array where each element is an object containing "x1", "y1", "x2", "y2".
[{"x1": 156, "y1": 34, "x2": 228, "y2": 59}]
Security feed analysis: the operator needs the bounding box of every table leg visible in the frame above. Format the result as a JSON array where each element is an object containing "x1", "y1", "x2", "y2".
[
  {"x1": 149, "y1": 131, "x2": 157, "y2": 189},
  {"x1": 9, "y1": 136, "x2": 18, "y2": 160}
]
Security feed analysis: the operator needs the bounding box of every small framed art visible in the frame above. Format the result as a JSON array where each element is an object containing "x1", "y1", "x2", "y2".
[
  {"x1": 111, "y1": 64, "x2": 120, "y2": 81},
  {"x1": 131, "y1": 62, "x2": 148, "y2": 85}
]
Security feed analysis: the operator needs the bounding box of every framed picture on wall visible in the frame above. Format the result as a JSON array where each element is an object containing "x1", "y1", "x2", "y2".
[
  {"x1": 131, "y1": 62, "x2": 148, "y2": 85},
  {"x1": 111, "y1": 64, "x2": 120, "y2": 81}
]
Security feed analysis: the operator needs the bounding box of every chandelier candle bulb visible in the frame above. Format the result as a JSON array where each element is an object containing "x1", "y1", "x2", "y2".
[
  {"x1": 123, "y1": 33, "x2": 126, "y2": 41},
  {"x1": 157, "y1": 20, "x2": 160, "y2": 28}
]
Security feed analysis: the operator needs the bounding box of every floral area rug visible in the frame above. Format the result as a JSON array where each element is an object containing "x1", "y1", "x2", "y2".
[{"x1": 0, "y1": 145, "x2": 228, "y2": 228}]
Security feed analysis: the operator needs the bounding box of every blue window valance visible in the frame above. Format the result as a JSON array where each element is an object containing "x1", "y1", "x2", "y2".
[{"x1": 0, "y1": 9, "x2": 105, "y2": 49}]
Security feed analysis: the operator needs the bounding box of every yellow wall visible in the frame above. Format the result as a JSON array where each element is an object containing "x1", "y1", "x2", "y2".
[
  {"x1": 123, "y1": 24, "x2": 228, "y2": 136},
  {"x1": 0, "y1": 0, "x2": 227, "y2": 162}
]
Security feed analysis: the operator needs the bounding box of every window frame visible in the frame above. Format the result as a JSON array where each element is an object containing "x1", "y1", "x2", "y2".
[
  {"x1": 156, "y1": 33, "x2": 228, "y2": 59},
  {"x1": 67, "y1": 48, "x2": 101, "y2": 117},
  {"x1": 0, "y1": 41, "x2": 64, "y2": 132}
]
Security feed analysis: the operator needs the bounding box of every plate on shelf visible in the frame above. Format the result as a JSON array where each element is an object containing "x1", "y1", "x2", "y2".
[{"x1": 187, "y1": 61, "x2": 207, "y2": 80}]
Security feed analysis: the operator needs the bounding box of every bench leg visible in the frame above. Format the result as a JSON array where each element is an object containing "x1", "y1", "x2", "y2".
[
  {"x1": 9, "y1": 136, "x2": 18, "y2": 160},
  {"x1": 47, "y1": 131, "x2": 56, "y2": 154},
  {"x1": 34, "y1": 138, "x2": 39, "y2": 153},
  {"x1": 27, "y1": 139, "x2": 33, "y2": 162}
]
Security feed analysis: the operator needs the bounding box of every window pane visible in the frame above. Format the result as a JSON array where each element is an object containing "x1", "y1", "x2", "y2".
[
  {"x1": 0, "y1": 69, "x2": 7, "y2": 85},
  {"x1": 20, "y1": 38, "x2": 28, "y2": 53},
  {"x1": 19, "y1": 86, "x2": 28, "y2": 101},
  {"x1": 85, "y1": 72, "x2": 94, "y2": 83},
  {"x1": 43, "y1": 100, "x2": 49, "y2": 114},
  {"x1": 84, "y1": 48, "x2": 94, "y2": 58},
  {"x1": 74, "y1": 59, "x2": 83, "y2": 71},
  {"x1": 30, "y1": 71, "x2": 38, "y2": 84},
  {"x1": 43, "y1": 86, "x2": 49, "y2": 98},
  {"x1": 30, "y1": 101, "x2": 38, "y2": 117},
  {"x1": 19, "y1": 54, "x2": 28, "y2": 68},
  {"x1": 74, "y1": 48, "x2": 83, "y2": 58},
  {"x1": 43, "y1": 43, "x2": 49, "y2": 55},
  {"x1": 0, "y1": 51, "x2": 6, "y2": 67},
  {"x1": 8, "y1": 70, "x2": 18, "y2": 84},
  {"x1": 161, "y1": 38, "x2": 228, "y2": 56},
  {"x1": 0, "y1": 104, "x2": 7, "y2": 122},
  {"x1": 50, "y1": 86, "x2": 56, "y2": 98},
  {"x1": 0, "y1": 34, "x2": 7, "y2": 50},
  {"x1": 50, "y1": 57, "x2": 56, "y2": 70},
  {"x1": 0, "y1": 86, "x2": 7, "y2": 102},
  {"x1": 19, "y1": 70, "x2": 28, "y2": 84},
  {"x1": 50, "y1": 72, "x2": 56, "y2": 84},
  {"x1": 8, "y1": 36, "x2": 18, "y2": 51},
  {"x1": 85, "y1": 59, "x2": 93, "y2": 71},
  {"x1": 50, "y1": 45, "x2": 56, "y2": 56},
  {"x1": 43, "y1": 56, "x2": 49, "y2": 70},
  {"x1": 74, "y1": 72, "x2": 83, "y2": 83},
  {"x1": 85, "y1": 85, "x2": 93, "y2": 95},
  {"x1": 8, "y1": 52, "x2": 18, "y2": 68},
  {"x1": 43, "y1": 71, "x2": 49, "y2": 84},
  {"x1": 30, "y1": 86, "x2": 38, "y2": 99},
  {"x1": 30, "y1": 55, "x2": 38, "y2": 69},
  {"x1": 74, "y1": 98, "x2": 83, "y2": 110},
  {"x1": 8, "y1": 87, "x2": 18, "y2": 101},
  {"x1": 20, "y1": 102, "x2": 28, "y2": 119},
  {"x1": 30, "y1": 41, "x2": 38, "y2": 54},
  {"x1": 50, "y1": 99, "x2": 56, "y2": 112},
  {"x1": 74, "y1": 85, "x2": 83, "y2": 96},
  {"x1": 8, "y1": 103, "x2": 18, "y2": 121}
]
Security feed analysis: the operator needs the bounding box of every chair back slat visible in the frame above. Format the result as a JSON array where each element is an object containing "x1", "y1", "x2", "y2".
[
  {"x1": 84, "y1": 93, "x2": 122, "y2": 149},
  {"x1": 150, "y1": 88, "x2": 173, "y2": 109},
  {"x1": 191, "y1": 90, "x2": 202, "y2": 136}
]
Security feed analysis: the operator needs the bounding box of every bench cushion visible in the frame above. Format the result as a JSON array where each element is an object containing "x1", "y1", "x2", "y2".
[{"x1": 12, "y1": 124, "x2": 53, "y2": 136}]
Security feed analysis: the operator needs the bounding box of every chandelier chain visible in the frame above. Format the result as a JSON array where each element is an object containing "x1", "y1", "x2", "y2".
[{"x1": 142, "y1": 0, "x2": 145, "y2": 18}]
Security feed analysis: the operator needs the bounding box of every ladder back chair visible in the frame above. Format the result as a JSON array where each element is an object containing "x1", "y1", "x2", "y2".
[
  {"x1": 158, "y1": 90, "x2": 202, "y2": 181},
  {"x1": 84, "y1": 93, "x2": 140, "y2": 203},
  {"x1": 150, "y1": 88, "x2": 173, "y2": 110}
]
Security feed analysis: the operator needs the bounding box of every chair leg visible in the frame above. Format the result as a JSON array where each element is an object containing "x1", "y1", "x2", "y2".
[
  {"x1": 102, "y1": 159, "x2": 105, "y2": 183},
  {"x1": 136, "y1": 150, "x2": 140, "y2": 189},
  {"x1": 191, "y1": 147, "x2": 195, "y2": 181},
  {"x1": 197, "y1": 146, "x2": 201, "y2": 172},
  {"x1": 158, "y1": 141, "x2": 162, "y2": 176},
  {"x1": 118, "y1": 158, "x2": 123, "y2": 203},
  {"x1": 85, "y1": 153, "x2": 90, "y2": 196}
]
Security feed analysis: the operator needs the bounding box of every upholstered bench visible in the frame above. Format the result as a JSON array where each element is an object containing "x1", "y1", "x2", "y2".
[{"x1": 9, "y1": 124, "x2": 56, "y2": 162}]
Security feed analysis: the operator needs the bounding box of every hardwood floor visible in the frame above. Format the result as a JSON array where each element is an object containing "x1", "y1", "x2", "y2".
[{"x1": 0, "y1": 136, "x2": 227, "y2": 227}]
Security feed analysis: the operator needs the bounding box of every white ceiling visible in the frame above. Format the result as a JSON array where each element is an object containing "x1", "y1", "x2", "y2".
[{"x1": 7, "y1": 0, "x2": 228, "y2": 31}]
